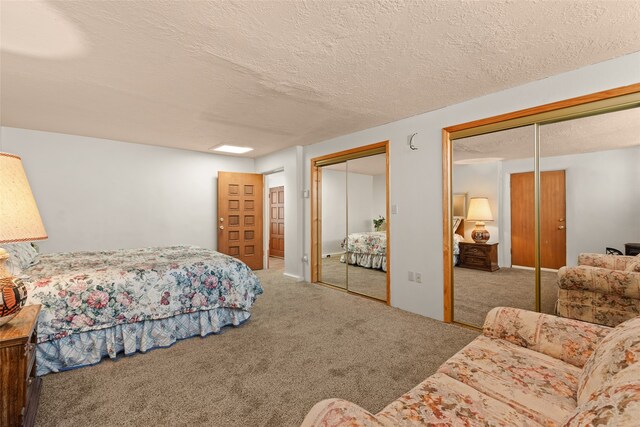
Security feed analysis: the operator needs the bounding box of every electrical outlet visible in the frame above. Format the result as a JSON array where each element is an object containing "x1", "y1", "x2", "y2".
[
  {"x1": 415, "y1": 272, "x2": 422, "y2": 283},
  {"x1": 408, "y1": 271, "x2": 414, "y2": 282}
]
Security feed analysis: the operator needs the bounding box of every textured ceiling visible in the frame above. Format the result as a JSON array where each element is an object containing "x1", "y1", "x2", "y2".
[
  {"x1": 453, "y1": 106, "x2": 640, "y2": 162},
  {"x1": 1, "y1": 1, "x2": 640, "y2": 158}
]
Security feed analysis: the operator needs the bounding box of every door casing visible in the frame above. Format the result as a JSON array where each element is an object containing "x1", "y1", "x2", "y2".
[{"x1": 269, "y1": 186, "x2": 285, "y2": 258}]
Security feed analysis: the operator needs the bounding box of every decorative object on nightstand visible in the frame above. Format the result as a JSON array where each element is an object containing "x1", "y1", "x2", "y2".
[
  {"x1": 373, "y1": 216, "x2": 385, "y2": 232},
  {"x1": 0, "y1": 304, "x2": 42, "y2": 427},
  {"x1": 466, "y1": 197, "x2": 493, "y2": 243},
  {"x1": 458, "y1": 242, "x2": 499, "y2": 272},
  {"x1": 0, "y1": 153, "x2": 47, "y2": 327}
]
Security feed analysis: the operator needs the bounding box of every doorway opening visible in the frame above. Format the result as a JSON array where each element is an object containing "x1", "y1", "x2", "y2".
[{"x1": 264, "y1": 170, "x2": 285, "y2": 271}]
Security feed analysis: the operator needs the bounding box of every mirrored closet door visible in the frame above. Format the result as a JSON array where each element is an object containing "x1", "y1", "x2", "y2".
[
  {"x1": 312, "y1": 143, "x2": 389, "y2": 303},
  {"x1": 452, "y1": 125, "x2": 537, "y2": 327},
  {"x1": 346, "y1": 154, "x2": 387, "y2": 300},
  {"x1": 446, "y1": 87, "x2": 640, "y2": 328},
  {"x1": 540, "y1": 106, "x2": 640, "y2": 322},
  {"x1": 319, "y1": 162, "x2": 347, "y2": 289}
]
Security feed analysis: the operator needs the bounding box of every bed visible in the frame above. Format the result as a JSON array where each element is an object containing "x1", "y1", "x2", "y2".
[
  {"x1": 339, "y1": 231, "x2": 387, "y2": 272},
  {"x1": 20, "y1": 245, "x2": 263, "y2": 375}
]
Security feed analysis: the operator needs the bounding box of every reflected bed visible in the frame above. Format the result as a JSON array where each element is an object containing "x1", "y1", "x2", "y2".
[{"x1": 340, "y1": 231, "x2": 387, "y2": 272}]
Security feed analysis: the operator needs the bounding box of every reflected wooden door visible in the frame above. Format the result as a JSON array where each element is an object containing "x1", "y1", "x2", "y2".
[
  {"x1": 269, "y1": 186, "x2": 285, "y2": 258},
  {"x1": 510, "y1": 170, "x2": 566, "y2": 269},
  {"x1": 217, "y1": 172, "x2": 264, "y2": 270},
  {"x1": 540, "y1": 170, "x2": 566, "y2": 269}
]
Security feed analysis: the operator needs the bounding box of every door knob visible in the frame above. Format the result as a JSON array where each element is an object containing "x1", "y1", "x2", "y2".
[
  {"x1": 219, "y1": 225, "x2": 224, "y2": 230},
  {"x1": 558, "y1": 225, "x2": 565, "y2": 230},
  {"x1": 219, "y1": 217, "x2": 224, "y2": 222},
  {"x1": 559, "y1": 218, "x2": 565, "y2": 222}
]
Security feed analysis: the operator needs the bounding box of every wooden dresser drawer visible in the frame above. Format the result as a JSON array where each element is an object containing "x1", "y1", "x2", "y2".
[
  {"x1": 462, "y1": 245, "x2": 489, "y2": 257},
  {"x1": 458, "y1": 242, "x2": 499, "y2": 272},
  {"x1": 462, "y1": 255, "x2": 489, "y2": 268}
]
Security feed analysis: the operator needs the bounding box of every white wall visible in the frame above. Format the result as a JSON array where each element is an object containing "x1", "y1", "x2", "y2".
[
  {"x1": 372, "y1": 174, "x2": 386, "y2": 220},
  {"x1": 321, "y1": 169, "x2": 347, "y2": 255},
  {"x1": 0, "y1": 127, "x2": 255, "y2": 254},
  {"x1": 500, "y1": 146, "x2": 640, "y2": 267},
  {"x1": 348, "y1": 172, "x2": 375, "y2": 234},
  {"x1": 302, "y1": 52, "x2": 640, "y2": 320},
  {"x1": 452, "y1": 162, "x2": 501, "y2": 246},
  {"x1": 320, "y1": 169, "x2": 378, "y2": 255},
  {"x1": 255, "y1": 146, "x2": 305, "y2": 280},
  {"x1": 265, "y1": 172, "x2": 285, "y2": 189}
]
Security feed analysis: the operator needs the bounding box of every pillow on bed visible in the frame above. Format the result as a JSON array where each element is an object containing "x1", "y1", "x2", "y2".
[{"x1": 3, "y1": 242, "x2": 40, "y2": 270}]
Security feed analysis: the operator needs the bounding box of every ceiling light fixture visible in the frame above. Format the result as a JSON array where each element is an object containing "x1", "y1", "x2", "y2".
[{"x1": 210, "y1": 145, "x2": 254, "y2": 154}]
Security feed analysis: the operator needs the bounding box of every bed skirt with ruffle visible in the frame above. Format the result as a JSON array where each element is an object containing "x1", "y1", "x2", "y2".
[
  {"x1": 36, "y1": 307, "x2": 251, "y2": 376},
  {"x1": 340, "y1": 252, "x2": 387, "y2": 272}
]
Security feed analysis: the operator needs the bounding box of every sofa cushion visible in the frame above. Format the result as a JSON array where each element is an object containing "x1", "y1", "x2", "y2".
[
  {"x1": 578, "y1": 253, "x2": 639, "y2": 270},
  {"x1": 578, "y1": 316, "x2": 640, "y2": 405},
  {"x1": 377, "y1": 373, "x2": 540, "y2": 426},
  {"x1": 564, "y1": 363, "x2": 640, "y2": 426},
  {"x1": 438, "y1": 335, "x2": 580, "y2": 426},
  {"x1": 483, "y1": 307, "x2": 610, "y2": 368}
]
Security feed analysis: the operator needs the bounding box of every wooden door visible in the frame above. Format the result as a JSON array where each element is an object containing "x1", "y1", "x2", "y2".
[
  {"x1": 540, "y1": 170, "x2": 566, "y2": 269},
  {"x1": 269, "y1": 186, "x2": 285, "y2": 258},
  {"x1": 511, "y1": 172, "x2": 535, "y2": 267},
  {"x1": 217, "y1": 172, "x2": 264, "y2": 270},
  {"x1": 510, "y1": 170, "x2": 566, "y2": 269}
]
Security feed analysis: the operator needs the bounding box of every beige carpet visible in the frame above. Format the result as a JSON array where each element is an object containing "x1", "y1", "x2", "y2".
[
  {"x1": 319, "y1": 254, "x2": 387, "y2": 301},
  {"x1": 453, "y1": 266, "x2": 558, "y2": 327},
  {"x1": 36, "y1": 269, "x2": 477, "y2": 427}
]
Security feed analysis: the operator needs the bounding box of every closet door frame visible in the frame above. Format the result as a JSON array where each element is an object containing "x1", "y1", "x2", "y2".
[
  {"x1": 442, "y1": 83, "x2": 640, "y2": 325},
  {"x1": 310, "y1": 140, "x2": 390, "y2": 304}
]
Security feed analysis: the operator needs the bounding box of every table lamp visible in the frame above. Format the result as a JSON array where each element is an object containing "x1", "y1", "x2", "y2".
[
  {"x1": 467, "y1": 197, "x2": 493, "y2": 243},
  {"x1": 0, "y1": 152, "x2": 47, "y2": 326}
]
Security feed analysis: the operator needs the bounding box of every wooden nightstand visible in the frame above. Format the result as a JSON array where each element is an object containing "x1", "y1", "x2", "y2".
[
  {"x1": 459, "y1": 242, "x2": 499, "y2": 272},
  {"x1": 1, "y1": 304, "x2": 42, "y2": 427}
]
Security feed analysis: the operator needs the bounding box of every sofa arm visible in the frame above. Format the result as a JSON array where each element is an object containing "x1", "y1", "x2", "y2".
[
  {"x1": 558, "y1": 265, "x2": 640, "y2": 298},
  {"x1": 483, "y1": 307, "x2": 611, "y2": 368},
  {"x1": 578, "y1": 253, "x2": 639, "y2": 270},
  {"x1": 300, "y1": 399, "x2": 387, "y2": 427}
]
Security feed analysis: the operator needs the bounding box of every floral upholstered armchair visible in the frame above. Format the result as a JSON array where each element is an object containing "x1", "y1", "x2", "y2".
[{"x1": 557, "y1": 253, "x2": 640, "y2": 327}]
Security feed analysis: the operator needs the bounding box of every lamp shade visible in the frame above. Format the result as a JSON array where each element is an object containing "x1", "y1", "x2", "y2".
[
  {"x1": 466, "y1": 197, "x2": 493, "y2": 222},
  {"x1": 0, "y1": 153, "x2": 47, "y2": 243}
]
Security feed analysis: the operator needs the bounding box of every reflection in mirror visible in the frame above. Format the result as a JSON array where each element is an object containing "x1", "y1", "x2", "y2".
[
  {"x1": 452, "y1": 125, "x2": 536, "y2": 327},
  {"x1": 541, "y1": 106, "x2": 640, "y2": 325},
  {"x1": 319, "y1": 162, "x2": 347, "y2": 289},
  {"x1": 346, "y1": 154, "x2": 387, "y2": 300}
]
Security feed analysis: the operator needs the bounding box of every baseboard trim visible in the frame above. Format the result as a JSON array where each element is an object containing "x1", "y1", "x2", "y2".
[{"x1": 283, "y1": 272, "x2": 304, "y2": 282}]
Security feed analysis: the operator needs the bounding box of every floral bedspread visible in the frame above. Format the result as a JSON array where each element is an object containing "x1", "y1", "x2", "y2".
[
  {"x1": 341, "y1": 232, "x2": 386, "y2": 256},
  {"x1": 24, "y1": 246, "x2": 263, "y2": 343}
]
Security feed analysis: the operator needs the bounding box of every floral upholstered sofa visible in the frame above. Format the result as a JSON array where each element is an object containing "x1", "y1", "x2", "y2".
[
  {"x1": 301, "y1": 307, "x2": 640, "y2": 426},
  {"x1": 557, "y1": 253, "x2": 640, "y2": 326}
]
